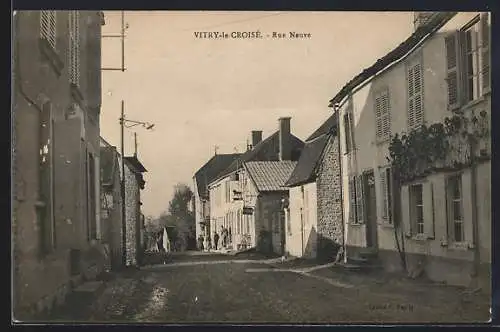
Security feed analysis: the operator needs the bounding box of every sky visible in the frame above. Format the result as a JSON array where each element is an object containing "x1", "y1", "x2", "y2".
[{"x1": 100, "y1": 11, "x2": 414, "y2": 218}]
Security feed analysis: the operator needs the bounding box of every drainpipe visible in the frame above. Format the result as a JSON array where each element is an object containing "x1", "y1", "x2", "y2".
[
  {"x1": 469, "y1": 136, "x2": 480, "y2": 281},
  {"x1": 334, "y1": 110, "x2": 346, "y2": 264}
]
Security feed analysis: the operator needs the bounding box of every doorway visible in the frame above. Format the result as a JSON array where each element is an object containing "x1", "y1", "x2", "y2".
[{"x1": 363, "y1": 170, "x2": 378, "y2": 249}]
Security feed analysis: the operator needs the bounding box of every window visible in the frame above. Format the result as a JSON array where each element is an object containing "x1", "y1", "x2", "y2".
[
  {"x1": 447, "y1": 174, "x2": 464, "y2": 242},
  {"x1": 68, "y1": 11, "x2": 80, "y2": 87},
  {"x1": 40, "y1": 11, "x2": 57, "y2": 49},
  {"x1": 273, "y1": 212, "x2": 280, "y2": 234},
  {"x1": 409, "y1": 184, "x2": 424, "y2": 235},
  {"x1": 407, "y1": 60, "x2": 424, "y2": 130},
  {"x1": 445, "y1": 13, "x2": 490, "y2": 109},
  {"x1": 343, "y1": 112, "x2": 355, "y2": 153},
  {"x1": 39, "y1": 101, "x2": 56, "y2": 253},
  {"x1": 375, "y1": 89, "x2": 391, "y2": 141},
  {"x1": 380, "y1": 167, "x2": 393, "y2": 224},
  {"x1": 348, "y1": 175, "x2": 364, "y2": 224}
]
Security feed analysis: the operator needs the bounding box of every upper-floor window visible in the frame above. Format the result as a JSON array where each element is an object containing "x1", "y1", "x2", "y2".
[
  {"x1": 68, "y1": 10, "x2": 81, "y2": 87},
  {"x1": 374, "y1": 88, "x2": 391, "y2": 141},
  {"x1": 40, "y1": 11, "x2": 57, "y2": 50},
  {"x1": 407, "y1": 59, "x2": 424, "y2": 130},
  {"x1": 343, "y1": 112, "x2": 355, "y2": 153},
  {"x1": 445, "y1": 13, "x2": 490, "y2": 110}
]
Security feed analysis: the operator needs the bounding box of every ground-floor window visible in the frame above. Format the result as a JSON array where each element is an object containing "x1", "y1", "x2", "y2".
[
  {"x1": 447, "y1": 174, "x2": 464, "y2": 242},
  {"x1": 409, "y1": 183, "x2": 424, "y2": 235}
]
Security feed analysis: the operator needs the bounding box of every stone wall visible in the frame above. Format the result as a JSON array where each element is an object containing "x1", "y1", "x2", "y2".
[
  {"x1": 124, "y1": 164, "x2": 140, "y2": 266},
  {"x1": 316, "y1": 134, "x2": 344, "y2": 260}
]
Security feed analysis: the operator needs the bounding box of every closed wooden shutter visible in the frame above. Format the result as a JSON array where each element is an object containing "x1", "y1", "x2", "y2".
[
  {"x1": 380, "y1": 168, "x2": 388, "y2": 221},
  {"x1": 69, "y1": 11, "x2": 80, "y2": 87},
  {"x1": 40, "y1": 11, "x2": 57, "y2": 49},
  {"x1": 348, "y1": 177, "x2": 356, "y2": 223},
  {"x1": 445, "y1": 32, "x2": 460, "y2": 109},
  {"x1": 423, "y1": 182, "x2": 435, "y2": 239},
  {"x1": 480, "y1": 13, "x2": 490, "y2": 93},
  {"x1": 375, "y1": 90, "x2": 391, "y2": 141},
  {"x1": 407, "y1": 62, "x2": 424, "y2": 130},
  {"x1": 401, "y1": 185, "x2": 411, "y2": 237},
  {"x1": 355, "y1": 175, "x2": 364, "y2": 224}
]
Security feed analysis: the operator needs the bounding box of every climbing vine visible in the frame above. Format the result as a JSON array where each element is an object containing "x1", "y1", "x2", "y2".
[{"x1": 387, "y1": 110, "x2": 490, "y2": 184}]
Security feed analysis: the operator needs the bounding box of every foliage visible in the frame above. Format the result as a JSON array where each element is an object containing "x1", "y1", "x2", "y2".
[{"x1": 387, "y1": 111, "x2": 489, "y2": 184}]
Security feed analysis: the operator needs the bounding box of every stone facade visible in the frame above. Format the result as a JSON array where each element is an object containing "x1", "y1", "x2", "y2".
[
  {"x1": 316, "y1": 134, "x2": 344, "y2": 259},
  {"x1": 124, "y1": 163, "x2": 140, "y2": 266},
  {"x1": 12, "y1": 11, "x2": 105, "y2": 319}
]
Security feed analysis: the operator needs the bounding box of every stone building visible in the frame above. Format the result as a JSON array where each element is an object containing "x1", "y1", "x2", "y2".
[
  {"x1": 193, "y1": 153, "x2": 241, "y2": 246},
  {"x1": 333, "y1": 12, "x2": 491, "y2": 288},
  {"x1": 12, "y1": 10, "x2": 106, "y2": 319},
  {"x1": 123, "y1": 155, "x2": 147, "y2": 266},
  {"x1": 208, "y1": 117, "x2": 304, "y2": 254},
  {"x1": 285, "y1": 114, "x2": 343, "y2": 261},
  {"x1": 99, "y1": 138, "x2": 123, "y2": 270}
]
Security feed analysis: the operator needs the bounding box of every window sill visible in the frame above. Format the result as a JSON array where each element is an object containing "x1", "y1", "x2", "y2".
[
  {"x1": 447, "y1": 242, "x2": 472, "y2": 251},
  {"x1": 349, "y1": 223, "x2": 364, "y2": 227},
  {"x1": 39, "y1": 38, "x2": 64, "y2": 76},
  {"x1": 408, "y1": 234, "x2": 428, "y2": 242},
  {"x1": 379, "y1": 222, "x2": 394, "y2": 229},
  {"x1": 459, "y1": 96, "x2": 488, "y2": 112}
]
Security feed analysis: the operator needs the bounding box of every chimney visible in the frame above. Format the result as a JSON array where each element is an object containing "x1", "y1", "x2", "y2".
[
  {"x1": 279, "y1": 117, "x2": 292, "y2": 161},
  {"x1": 251, "y1": 130, "x2": 263, "y2": 148},
  {"x1": 413, "y1": 12, "x2": 435, "y2": 31}
]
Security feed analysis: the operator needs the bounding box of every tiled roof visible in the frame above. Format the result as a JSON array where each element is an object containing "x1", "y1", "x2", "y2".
[
  {"x1": 328, "y1": 12, "x2": 455, "y2": 107},
  {"x1": 306, "y1": 112, "x2": 339, "y2": 144},
  {"x1": 124, "y1": 156, "x2": 147, "y2": 173},
  {"x1": 213, "y1": 131, "x2": 305, "y2": 183},
  {"x1": 285, "y1": 133, "x2": 330, "y2": 187},
  {"x1": 245, "y1": 161, "x2": 298, "y2": 192},
  {"x1": 194, "y1": 153, "x2": 241, "y2": 198}
]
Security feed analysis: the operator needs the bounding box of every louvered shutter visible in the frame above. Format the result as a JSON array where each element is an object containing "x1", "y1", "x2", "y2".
[
  {"x1": 69, "y1": 11, "x2": 80, "y2": 87},
  {"x1": 355, "y1": 175, "x2": 364, "y2": 224},
  {"x1": 380, "y1": 169, "x2": 388, "y2": 221},
  {"x1": 381, "y1": 91, "x2": 391, "y2": 140},
  {"x1": 423, "y1": 182, "x2": 435, "y2": 239},
  {"x1": 348, "y1": 111, "x2": 356, "y2": 150},
  {"x1": 407, "y1": 66, "x2": 415, "y2": 129},
  {"x1": 348, "y1": 177, "x2": 356, "y2": 223},
  {"x1": 445, "y1": 32, "x2": 460, "y2": 110},
  {"x1": 413, "y1": 64, "x2": 424, "y2": 126},
  {"x1": 40, "y1": 11, "x2": 57, "y2": 49},
  {"x1": 401, "y1": 185, "x2": 411, "y2": 237},
  {"x1": 480, "y1": 13, "x2": 490, "y2": 93},
  {"x1": 375, "y1": 95, "x2": 383, "y2": 139}
]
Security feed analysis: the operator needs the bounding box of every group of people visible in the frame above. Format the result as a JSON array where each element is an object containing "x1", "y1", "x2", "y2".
[{"x1": 197, "y1": 226, "x2": 232, "y2": 252}]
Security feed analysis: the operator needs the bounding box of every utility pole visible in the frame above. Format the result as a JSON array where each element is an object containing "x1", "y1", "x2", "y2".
[
  {"x1": 134, "y1": 132, "x2": 138, "y2": 157},
  {"x1": 120, "y1": 100, "x2": 126, "y2": 267}
]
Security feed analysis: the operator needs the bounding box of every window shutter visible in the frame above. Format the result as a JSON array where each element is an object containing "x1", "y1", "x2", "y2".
[
  {"x1": 445, "y1": 32, "x2": 460, "y2": 110},
  {"x1": 382, "y1": 91, "x2": 391, "y2": 139},
  {"x1": 69, "y1": 11, "x2": 80, "y2": 87},
  {"x1": 401, "y1": 185, "x2": 411, "y2": 237},
  {"x1": 348, "y1": 111, "x2": 356, "y2": 149},
  {"x1": 348, "y1": 177, "x2": 356, "y2": 223},
  {"x1": 407, "y1": 66, "x2": 415, "y2": 129},
  {"x1": 480, "y1": 13, "x2": 490, "y2": 93},
  {"x1": 356, "y1": 175, "x2": 364, "y2": 223},
  {"x1": 423, "y1": 182, "x2": 435, "y2": 239},
  {"x1": 413, "y1": 64, "x2": 424, "y2": 126},
  {"x1": 375, "y1": 95, "x2": 383, "y2": 139},
  {"x1": 380, "y1": 169, "x2": 388, "y2": 221},
  {"x1": 40, "y1": 11, "x2": 57, "y2": 49}
]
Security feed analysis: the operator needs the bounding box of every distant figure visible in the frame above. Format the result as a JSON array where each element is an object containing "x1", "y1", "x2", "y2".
[
  {"x1": 222, "y1": 227, "x2": 228, "y2": 248},
  {"x1": 228, "y1": 227, "x2": 232, "y2": 245},
  {"x1": 213, "y1": 231, "x2": 220, "y2": 250},
  {"x1": 198, "y1": 235, "x2": 204, "y2": 251}
]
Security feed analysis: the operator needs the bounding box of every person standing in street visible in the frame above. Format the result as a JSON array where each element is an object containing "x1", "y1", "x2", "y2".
[{"x1": 213, "y1": 231, "x2": 220, "y2": 251}]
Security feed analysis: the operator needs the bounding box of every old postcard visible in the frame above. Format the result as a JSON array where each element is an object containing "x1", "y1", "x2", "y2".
[{"x1": 12, "y1": 10, "x2": 492, "y2": 324}]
